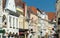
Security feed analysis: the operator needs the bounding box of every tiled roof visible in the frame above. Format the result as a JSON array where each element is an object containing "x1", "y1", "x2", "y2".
[
  {"x1": 15, "y1": 0, "x2": 23, "y2": 6},
  {"x1": 28, "y1": 6, "x2": 37, "y2": 15},
  {"x1": 46, "y1": 12, "x2": 56, "y2": 20},
  {"x1": 2, "y1": 0, "x2": 24, "y2": 9}
]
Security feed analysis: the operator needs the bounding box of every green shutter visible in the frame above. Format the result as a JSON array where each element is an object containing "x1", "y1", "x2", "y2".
[
  {"x1": 0, "y1": 30, "x2": 3, "y2": 33},
  {"x1": 0, "y1": 30, "x2": 5, "y2": 33},
  {"x1": 2, "y1": 29, "x2": 5, "y2": 33}
]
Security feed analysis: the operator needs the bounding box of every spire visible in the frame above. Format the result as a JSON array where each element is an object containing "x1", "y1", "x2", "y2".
[{"x1": 5, "y1": 0, "x2": 16, "y2": 12}]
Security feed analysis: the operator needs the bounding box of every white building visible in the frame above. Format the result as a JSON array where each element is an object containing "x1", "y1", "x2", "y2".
[
  {"x1": 37, "y1": 9, "x2": 49, "y2": 37},
  {"x1": 0, "y1": 0, "x2": 4, "y2": 38},
  {"x1": 37, "y1": 9, "x2": 42, "y2": 38},
  {"x1": 1, "y1": 0, "x2": 19, "y2": 38}
]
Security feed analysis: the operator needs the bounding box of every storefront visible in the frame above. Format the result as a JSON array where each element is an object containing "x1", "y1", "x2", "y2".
[
  {"x1": 7, "y1": 32, "x2": 19, "y2": 38},
  {"x1": 19, "y1": 29, "x2": 28, "y2": 38}
]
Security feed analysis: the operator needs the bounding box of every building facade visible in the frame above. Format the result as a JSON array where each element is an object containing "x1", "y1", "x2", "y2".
[
  {"x1": 37, "y1": 9, "x2": 42, "y2": 38},
  {"x1": 0, "y1": 0, "x2": 4, "y2": 38},
  {"x1": 16, "y1": 0, "x2": 29, "y2": 38},
  {"x1": 46, "y1": 12, "x2": 56, "y2": 38},
  {"x1": 2, "y1": 0, "x2": 19, "y2": 38},
  {"x1": 37, "y1": 9, "x2": 55, "y2": 38},
  {"x1": 39, "y1": 11, "x2": 49, "y2": 38},
  {"x1": 56, "y1": 0, "x2": 60, "y2": 38},
  {"x1": 27, "y1": 6, "x2": 38, "y2": 38}
]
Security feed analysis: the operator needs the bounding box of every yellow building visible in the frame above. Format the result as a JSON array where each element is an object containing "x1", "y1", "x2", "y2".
[{"x1": 16, "y1": 1, "x2": 29, "y2": 38}]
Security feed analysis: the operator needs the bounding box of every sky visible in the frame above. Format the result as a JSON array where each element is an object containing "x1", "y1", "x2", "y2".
[{"x1": 23, "y1": 0, "x2": 56, "y2": 12}]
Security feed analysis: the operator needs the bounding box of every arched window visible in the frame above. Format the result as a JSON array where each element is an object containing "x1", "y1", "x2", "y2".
[{"x1": 2, "y1": 15, "x2": 6, "y2": 22}]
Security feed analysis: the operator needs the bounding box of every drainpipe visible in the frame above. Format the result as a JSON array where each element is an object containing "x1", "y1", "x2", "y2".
[
  {"x1": 23, "y1": 2, "x2": 27, "y2": 38},
  {"x1": 23, "y1": 17, "x2": 25, "y2": 29}
]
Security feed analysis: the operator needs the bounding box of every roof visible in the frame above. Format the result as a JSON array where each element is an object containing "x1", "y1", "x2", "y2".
[
  {"x1": 46, "y1": 12, "x2": 56, "y2": 20},
  {"x1": 2, "y1": 0, "x2": 24, "y2": 9},
  {"x1": 15, "y1": 0, "x2": 23, "y2": 6},
  {"x1": 3, "y1": 0, "x2": 26, "y2": 16},
  {"x1": 28, "y1": 6, "x2": 37, "y2": 15}
]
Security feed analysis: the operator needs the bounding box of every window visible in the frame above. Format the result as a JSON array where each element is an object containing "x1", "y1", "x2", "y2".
[
  {"x1": 9, "y1": 16, "x2": 12, "y2": 28},
  {"x1": 13, "y1": 18, "x2": 15, "y2": 28},
  {"x1": 2, "y1": 15, "x2": 6, "y2": 22},
  {"x1": 16, "y1": 18, "x2": 18, "y2": 29},
  {"x1": 58, "y1": 18, "x2": 60, "y2": 25}
]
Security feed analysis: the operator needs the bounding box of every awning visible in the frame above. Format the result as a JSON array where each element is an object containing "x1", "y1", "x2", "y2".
[
  {"x1": 19, "y1": 29, "x2": 29, "y2": 35},
  {"x1": 19, "y1": 29, "x2": 28, "y2": 32},
  {"x1": 19, "y1": 32, "x2": 29, "y2": 35},
  {"x1": 16, "y1": 8, "x2": 24, "y2": 15},
  {"x1": 16, "y1": 8, "x2": 23, "y2": 13},
  {"x1": 19, "y1": 32, "x2": 24, "y2": 34}
]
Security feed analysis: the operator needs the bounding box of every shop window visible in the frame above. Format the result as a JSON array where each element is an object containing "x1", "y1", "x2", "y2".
[{"x1": 58, "y1": 18, "x2": 60, "y2": 25}]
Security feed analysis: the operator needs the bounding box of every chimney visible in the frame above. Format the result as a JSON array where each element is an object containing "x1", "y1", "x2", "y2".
[
  {"x1": 15, "y1": 0, "x2": 23, "y2": 6},
  {"x1": 23, "y1": 2, "x2": 26, "y2": 16},
  {"x1": 2, "y1": 0, "x2": 6, "y2": 10}
]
